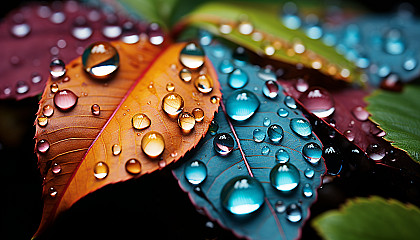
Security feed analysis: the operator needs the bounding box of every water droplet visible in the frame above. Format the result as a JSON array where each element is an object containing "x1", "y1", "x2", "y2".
[
  {"x1": 232, "y1": 47, "x2": 248, "y2": 66},
  {"x1": 263, "y1": 117, "x2": 271, "y2": 126},
  {"x1": 147, "y1": 23, "x2": 165, "y2": 45},
  {"x1": 94, "y1": 162, "x2": 109, "y2": 179},
  {"x1": 299, "y1": 87, "x2": 335, "y2": 118},
  {"x1": 277, "y1": 108, "x2": 289, "y2": 118},
  {"x1": 194, "y1": 75, "x2": 213, "y2": 93},
  {"x1": 16, "y1": 81, "x2": 29, "y2": 94},
  {"x1": 141, "y1": 131, "x2": 165, "y2": 158},
  {"x1": 112, "y1": 144, "x2": 121, "y2": 156},
  {"x1": 302, "y1": 142, "x2": 322, "y2": 164},
  {"x1": 275, "y1": 201, "x2": 286, "y2": 213},
  {"x1": 403, "y1": 57, "x2": 417, "y2": 71},
  {"x1": 220, "y1": 176, "x2": 265, "y2": 215},
  {"x1": 54, "y1": 89, "x2": 78, "y2": 112},
  {"x1": 238, "y1": 19, "x2": 254, "y2": 35},
  {"x1": 257, "y1": 68, "x2": 276, "y2": 81},
  {"x1": 275, "y1": 149, "x2": 289, "y2": 163},
  {"x1": 91, "y1": 104, "x2": 100, "y2": 116},
  {"x1": 213, "y1": 133, "x2": 234, "y2": 155},
  {"x1": 31, "y1": 73, "x2": 43, "y2": 84},
  {"x1": 306, "y1": 25, "x2": 323, "y2": 39},
  {"x1": 52, "y1": 163, "x2": 62, "y2": 174},
  {"x1": 71, "y1": 16, "x2": 93, "y2": 40},
  {"x1": 184, "y1": 160, "x2": 207, "y2": 185},
  {"x1": 178, "y1": 112, "x2": 195, "y2": 132},
  {"x1": 210, "y1": 96, "x2": 220, "y2": 104},
  {"x1": 304, "y1": 168, "x2": 314, "y2": 178},
  {"x1": 37, "y1": 139, "x2": 50, "y2": 153},
  {"x1": 267, "y1": 124, "x2": 284, "y2": 144},
  {"x1": 219, "y1": 59, "x2": 234, "y2": 73},
  {"x1": 261, "y1": 146, "x2": 270, "y2": 155},
  {"x1": 219, "y1": 22, "x2": 233, "y2": 34},
  {"x1": 228, "y1": 69, "x2": 248, "y2": 89},
  {"x1": 82, "y1": 42, "x2": 120, "y2": 79},
  {"x1": 262, "y1": 80, "x2": 280, "y2": 99},
  {"x1": 198, "y1": 30, "x2": 212, "y2": 46},
  {"x1": 179, "y1": 68, "x2": 192, "y2": 82},
  {"x1": 344, "y1": 130, "x2": 355, "y2": 141},
  {"x1": 121, "y1": 21, "x2": 140, "y2": 44},
  {"x1": 166, "y1": 82, "x2": 175, "y2": 92},
  {"x1": 50, "y1": 11, "x2": 66, "y2": 24},
  {"x1": 125, "y1": 159, "x2": 142, "y2": 175},
  {"x1": 290, "y1": 118, "x2": 312, "y2": 137},
  {"x1": 384, "y1": 29, "x2": 405, "y2": 55},
  {"x1": 351, "y1": 106, "x2": 369, "y2": 121},
  {"x1": 102, "y1": 18, "x2": 122, "y2": 39},
  {"x1": 10, "y1": 19, "x2": 31, "y2": 38},
  {"x1": 225, "y1": 90, "x2": 260, "y2": 121},
  {"x1": 49, "y1": 187, "x2": 57, "y2": 197},
  {"x1": 270, "y1": 163, "x2": 300, "y2": 192},
  {"x1": 42, "y1": 105, "x2": 54, "y2": 118},
  {"x1": 282, "y1": 14, "x2": 301, "y2": 30},
  {"x1": 286, "y1": 203, "x2": 302, "y2": 222},
  {"x1": 162, "y1": 93, "x2": 184, "y2": 117},
  {"x1": 302, "y1": 183, "x2": 313, "y2": 197},
  {"x1": 262, "y1": 42, "x2": 276, "y2": 56},
  {"x1": 50, "y1": 83, "x2": 59, "y2": 93},
  {"x1": 253, "y1": 129, "x2": 265, "y2": 143},
  {"x1": 192, "y1": 108, "x2": 204, "y2": 122},
  {"x1": 37, "y1": 116, "x2": 48, "y2": 127},
  {"x1": 50, "y1": 59, "x2": 66, "y2": 78},
  {"x1": 209, "y1": 120, "x2": 219, "y2": 135},
  {"x1": 284, "y1": 96, "x2": 297, "y2": 109},
  {"x1": 367, "y1": 144, "x2": 385, "y2": 161},
  {"x1": 179, "y1": 43, "x2": 205, "y2": 69}
]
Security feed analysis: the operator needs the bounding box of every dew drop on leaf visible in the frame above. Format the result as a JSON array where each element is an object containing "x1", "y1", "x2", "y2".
[
  {"x1": 50, "y1": 83, "x2": 59, "y2": 93},
  {"x1": 261, "y1": 146, "x2": 270, "y2": 155},
  {"x1": 91, "y1": 104, "x2": 100, "y2": 116},
  {"x1": 367, "y1": 143, "x2": 386, "y2": 161},
  {"x1": 299, "y1": 87, "x2": 335, "y2": 118},
  {"x1": 290, "y1": 118, "x2": 312, "y2": 137},
  {"x1": 194, "y1": 74, "x2": 213, "y2": 93},
  {"x1": 166, "y1": 82, "x2": 175, "y2": 92},
  {"x1": 112, "y1": 144, "x2": 122, "y2": 156},
  {"x1": 262, "y1": 80, "x2": 279, "y2": 99},
  {"x1": 71, "y1": 16, "x2": 93, "y2": 40},
  {"x1": 275, "y1": 149, "x2": 289, "y2": 163},
  {"x1": 225, "y1": 89, "x2": 260, "y2": 121},
  {"x1": 252, "y1": 129, "x2": 265, "y2": 143},
  {"x1": 53, "y1": 89, "x2": 78, "y2": 112},
  {"x1": 36, "y1": 139, "x2": 50, "y2": 153},
  {"x1": 302, "y1": 142, "x2": 322, "y2": 164},
  {"x1": 42, "y1": 105, "x2": 54, "y2": 117},
  {"x1": 49, "y1": 187, "x2": 57, "y2": 197},
  {"x1": 141, "y1": 131, "x2": 165, "y2": 158},
  {"x1": 213, "y1": 133, "x2": 234, "y2": 156},
  {"x1": 275, "y1": 200, "x2": 286, "y2": 213},
  {"x1": 304, "y1": 168, "x2": 314, "y2": 178},
  {"x1": 286, "y1": 203, "x2": 302, "y2": 222},
  {"x1": 179, "y1": 42, "x2": 205, "y2": 69},
  {"x1": 178, "y1": 112, "x2": 196, "y2": 132},
  {"x1": 125, "y1": 159, "x2": 142, "y2": 175},
  {"x1": 82, "y1": 42, "x2": 120, "y2": 79},
  {"x1": 49, "y1": 59, "x2": 66, "y2": 78},
  {"x1": 37, "y1": 116, "x2": 48, "y2": 127},
  {"x1": 270, "y1": 163, "x2": 300, "y2": 192},
  {"x1": 52, "y1": 163, "x2": 62, "y2": 174},
  {"x1": 351, "y1": 106, "x2": 369, "y2": 121},
  {"x1": 219, "y1": 59, "x2": 234, "y2": 73},
  {"x1": 192, "y1": 108, "x2": 205, "y2": 122},
  {"x1": 284, "y1": 96, "x2": 297, "y2": 109},
  {"x1": 302, "y1": 183, "x2": 313, "y2": 197},
  {"x1": 131, "y1": 113, "x2": 151, "y2": 130},
  {"x1": 184, "y1": 160, "x2": 207, "y2": 185},
  {"x1": 267, "y1": 124, "x2": 284, "y2": 143},
  {"x1": 228, "y1": 68, "x2": 248, "y2": 89},
  {"x1": 209, "y1": 120, "x2": 219, "y2": 135},
  {"x1": 162, "y1": 93, "x2": 184, "y2": 117},
  {"x1": 179, "y1": 68, "x2": 192, "y2": 82},
  {"x1": 94, "y1": 162, "x2": 109, "y2": 179},
  {"x1": 16, "y1": 81, "x2": 29, "y2": 94}
]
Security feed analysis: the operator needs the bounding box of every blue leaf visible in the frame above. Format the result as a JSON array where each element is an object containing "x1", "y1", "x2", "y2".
[{"x1": 173, "y1": 42, "x2": 326, "y2": 240}]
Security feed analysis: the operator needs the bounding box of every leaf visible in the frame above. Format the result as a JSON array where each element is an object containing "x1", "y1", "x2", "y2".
[
  {"x1": 33, "y1": 41, "x2": 221, "y2": 237},
  {"x1": 0, "y1": 1, "x2": 149, "y2": 100},
  {"x1": 366, "y1": 85, "x2": 420, "y2": 163},
  {"x1": 173, "y1": 42, "x2": 326, "y2": 240},
  {"x1": 312, "y1": 196, "x2": 420, "y2": 240},
  {"x1": 176, "y1": 1, "x2": 363, "y2": 83}
]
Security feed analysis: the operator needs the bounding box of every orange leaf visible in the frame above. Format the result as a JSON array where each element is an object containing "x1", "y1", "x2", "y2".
[{"x1": 33, "y1": 40, "x2": 221, "y2": 238}]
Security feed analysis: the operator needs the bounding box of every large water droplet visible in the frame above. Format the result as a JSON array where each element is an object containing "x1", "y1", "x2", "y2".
[
  {"x1": 37, "y1": 116, "x2": 48, "y2": 127},
  {"x1": 228, "y1": 69, "x2": 248, "y2": 89},
  {"x1": 267, "y1": 124, "x2": 284, "y2": 144},
  {"x1": 179, "y1": 43, "x2": 205, "y2": 69},
  {"x1": 43, "y1": 105, "x2": 54, "y2": 117},
  {"x1": 54, "y1": 89, "x2": 78, "y2": 112},
  {"x1": 302, "y1": 183, "x2": 313, "y2": 197},
  {"x1": 220, "y1": 176, "x2": 265, "y2": 215},
  {"x1": 225, "y1": 90, "x2": 260, "y2": 121},
  {"x1": 10, "y1": 18, "x2": 31, "y2": 38},
  {"x1": 82, "y1": 42, "x2": 120, "y2": 79},
  {"x1": 178, "y1": 112, "x2": 195, "y2": 132},
  {"x1": 94, "y1": 162, "x2": 109, "y2": 179},
  {"x1": 184, "y1": 160, "x2": 207, "y2": 185},
  {"x1": 141, "y1": 131, "x2": 165, "y2": 158},
  {"x1": 219, "y1": 59, "x2": 234, "y2": 74},
  {"x1": 270, "y1": 163, "x2": 300, "y2": 192},
  {"x1": 192, "y1": 108, "x2": 204, "y2": 122},
  {"x1": 37, "y1": 139, "x2": 50, "y2": 153},
  {"x1": 262, "y1": 80, "x2": 279, "y2": 99},
  {"x1": 351, "y1": 106, "x2": 369, "y2": 121},
  {"x1": 162, "y1": 93, "x2": 184, "y2": 117},
  {"x1": 50, "y1": 59, "x2": 66, "y2": 78},
  {"x1": 179, "y1": 68, "x2": 192, "y2": 82},
  {"x1": 286, "y1": 203, "x2": 302, "y2": 222},
  {"x1": 299, "y1": 87, "x2": 335, "y2": 118},
  {"x1": 71, "y1": 16, "x2": 92, "y2": 40},
  {"x1": 275, "y1": 149, "x2": 289, "y2": 163},
  {"x1": 132, "y1": 113, "x2": 151, "y2": 130},
  {"x1": 284, "y1": 96, "x2": 297, "y2": 109},
  {"x1": 213, "y1": 133, "x2": 234, "y2": 155},
  {"x1": 91, "y1": 104, "x2": 100, "y2": 116},
  {"x1": 194, "y1": 74, "x2": 213, "y2": 93},
  {"x1": 367, "y1": 144, "x2": 385, "y2": 161},
  {"x1": 52, "y1": 163, "x2": 62, "y2": 174},
  {"x1": 290, "y1": 118, "x2": 312, "y2": 137},
  {"x1": 277, "y1": 108, "x2": 289, "y2": 118},
  {"x1": 125, "y1": 159, "x2": 142, "y2": 175},
  {"x1": 253, "y1": 129, "x2": 265, "y2": 143},
  {"x1": 302, "y1": 142, "x2": 322, "y2": 164},
  {"x1": 112, "y1": 144, "x2": 121, "y2": 156},
  {"x1": 384, "y1": 29, "x2": 405, "y2": 55}
]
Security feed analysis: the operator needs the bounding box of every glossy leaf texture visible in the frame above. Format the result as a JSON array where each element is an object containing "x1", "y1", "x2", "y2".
[
  {"x1": 34, "y1": 41, "x2": 221, "y2": 238},
  {"x1": 366, "y1": 85, "x2": 420, "y2": 163},
  {"x1": 173, "y1": 42, "x2": 326, "y2": 240},
  {"x1": 176, "y1": 1, "x2": 364, "y2": 84},
  {"x1": 312, "y1": 196, "x2": 420, "y2": 240},
  {"x1": 0, "y1": 1, "x2": 151, "y2": 100}
]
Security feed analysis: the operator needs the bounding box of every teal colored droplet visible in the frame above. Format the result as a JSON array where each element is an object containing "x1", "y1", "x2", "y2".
[
  {"x1": 209, "y1": 120, "x2": 219, "y2": 135},
  {"x1": 270, "y1": 163, "x2": 300, "y2": 192},
  {"x1": 261, "y1": 146, "x2": 270, "y2": 155},
  {"x1": 210, "y1": 45, "x2": 225, "y2": 58},
  {"x1": 262, "y1": 80, "x2": 279, "y2": 99},
  {"x1": 220, "y1": 176, "x2": 265, "y2": 215},
  {"x1": 257, "y1": 68, "x2": 276, "y2": 81},
  {"x1": 232, "y1": 47, "x2": 248, "y2": 66},
  {"x1": 198, "y1": 30, "x2": 212, "y2": 46},
  {"x1": 282, "y1": 14, "x2": 301, "y2": 30},
  {"x1": 213, "y1": 133, "x2": 234, "y2": 156},
  {"x1": 277, "y1": 108, "x2": 289, "y2": 118},
  {"x1": 302, "y1": 142, "x2": 322, "y2": 164},
  {"x1": 263, "y1": 117, "x2": 271, "y2": 126},
  {"x1": 286, "y1": 203, "x2": 302, "y2": 222},
  {"x1": 184, "y1": 160, "x2": 207, "y2": 185},
  {"x1": 219, "y1": 59, "x2": 234, "y2": 73},
  {"x1": 302, "y1": 183, "x2": 313, "y2": 197},
  {"x1": 225, "y1": 89, "x2": 260, "y2": 121},
  {"x1": 403, "y1": 57, "x2": 417, "y2": 71},
  {"x1": 284, "y1": 96, "x2": 297, "y2": 109},
  {"x1": 290, "y1": 118, "x2": 312, "y2": 137},
  {"x1": 304, "y1": 168, "x2": 314, "y2": 178},
  {"x1": 275, "y1": 149, "x2": 289, "y2": 163},
  {"x1": 267, "y1": 124, "x2": 284, "y2": 144},
  {"x1": 384, "y1": 29, "x2": 405, "y2": 55},
  {"x1": 253, "y1": 129, "x2": 265, "y2": 143},
  {"x1": 228, "y1": 68, "x2": 249, "y2": 89}
]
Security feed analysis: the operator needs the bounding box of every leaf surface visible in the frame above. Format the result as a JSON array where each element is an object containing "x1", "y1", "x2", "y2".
[
  {"x1": 173, "y1": 43, "x2": 326, "y2": 240},
  {"x1": 312, "y1": 196, "x2": 420, "y2": 240},
  {"x1": 34, "y1": 41, "x2": 221, "y2": 237}
]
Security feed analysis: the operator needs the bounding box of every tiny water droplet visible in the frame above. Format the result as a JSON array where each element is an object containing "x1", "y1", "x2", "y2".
[
  {"x1": 270, "y1": 163, "x2": 300, "y2": 192},
  {"x1": 162, "y1": 93, "x2": 184, "y2": 117},
  {"x1": 147, "y1": 23, "x2": 165, "y2": 45},
  {"x1": 290, "y1": 118, "x2": 312, "y2": 137},
  {"x1": 37, "y1": 116, "x2": 48, "y2": 127},
  {"x1": 299, "y1": 87, "x2": 335, "y2": 118},
  {"x1": 71, "y1": 16, "x2": 93, "y2": 40},
  {"x1": 262, "y1": 80, "x2": 279, "y2": 99},
  {"x1": 238, "y1": 19, "x2": 254, "y2": 35},
  {"x1": 31, "y1": 73, "x2": 42, "y2": 84},
  {"x1": 304, "y1": 168, "x2": 314, "y2": 178},
  {"x1": 179, "y1": 43, "x2": 205, "y2": 69},
  {"x1": 42, "y1": 105, "x2": 54, "y2": 118},
  {"x1": 50, "y1": 59, "x2": 66, "y2": 78},
  {"x1": 194, "y1": 74, "x2": 213, "y2": 93},
  {"x1": 50, "y1": 11, "x2": 66, "y2": 24},
  {"x1": 284, "y1": 96, "x2": 297, "y2": 109},
  {"x1": 112, "y1": 144, "x2": 121, "y2": 156},
  {"x1": 267, "y1": 124, "x2": 284, "y2": 144},
  {"x1": 367, "y1": 144, "x2": 385, "y2": 161},
  {"x1": 125, "y1": 159, "x2": 142, "y2": 175},
  {"x1": 37, "y1": 139, "x2": 50, "y2": 153},
  {"x1": 403, "y1": 57, "x2": 417, "y2": 71},
  {"x1": 344, "y1": 130, "x2": 355, "y2": 142},
  {"x1": 179, "y1": 68, "x2": 192, "y2": 82},
  {"x1": 192, "y1": 108, "x2": 204, "y2": 122},
  {"x1": 275, "y1": 201, "x2": 286, "y2": 213},
  {"x1": 54, "y1": 89, "x2": 78, "y2": 112},
  {"x1": 210, "y1": 96, "x2": 220, "y2": 104},
  {"x1": 16, "y1": 81, "x2": 29, "y2": 94},
  {"x1": 198, "y1": 30, "x2": 212, "y2": 46},
  {"x1": 91, "y1": 104, "x2": 100, "y2": 116},
  {"x1": 384, "y1": 29, "x2": 405, "y2": 55},
  {"x1": 219, "y1": 22, "x2": 233, "y2": 34},
  {"x1": 262, "y1": 42, "x2": 276, "y2": 56},
  {"x1": 178, "y1": 112, "x2": 196, "y2": 132},
  {"x1": 302, "y1": 183, "x2": 313, "y2": 197},
  {"x1": 209, "y1": 120, "x2": 219, "y2": 135},
  {"x1": 184, "y1": 160, "x2": 207, "y2": 185},
  {"x1": 351, "y1": 106, "x2": 369, "y2": 121},
  {"x1": 141, "y1": 131, "x2": 165, "y2": 158},
  {"x1": 263, "y1": 117, "x2": 271, "y2": 126},
  {"x1": 213, "y1": 133, "x2": 234, "y2": 155},
  {"x1": 94, "y1": 162, "x2": 109, "y2": 179},
  {"x1": 82, "y1": 42, "x2": 120, "y2": 79},
  {"x1": 286, "y1": 203, "x2": 302, "y2": 222},
  {"x1": 219, "y1": 59, "x2": 234, "y2": 74},
  {"x1": 253, "y1": 129, "x2": 265, "y2": 143},
  {"x1": 277, "y1": 108, "x2": 289, "y2": 118},
  {"x1": 49, "y1": 187, "x2": 57, "y2": 197},
  {"x1": 226, "y1": 90, "x2": 260, "y2": 121},
  {"x1": 275, "y1": 149, "x2": 289, "y2": 163},
  {"x1": 220, "y1": 176, "x2": 265, "y2": 215},
  {"x1": 293, "y1": 42, "x2": 305, "y2": 54},
  {"x1": 166, "y1": 82, "x2": 175, "y2": 92},
  {"x1": 295, "y1": 78, "x2": 309, "y2": 92},
  {"x1": 282, "y1": 14, "x2": 301, "y2": 30},
  {"x1": 50, "y1": 83, "x2": 59, "y2": 93},
  {"x1": 302, "y1": 142, "x2": 322, "y2": 164},
  {"x1": 52, "y1": 163, "x2": 62, "y2": 174},
  {"x1": 228, "y1": 69, "x2": 248, "y2": 89}
]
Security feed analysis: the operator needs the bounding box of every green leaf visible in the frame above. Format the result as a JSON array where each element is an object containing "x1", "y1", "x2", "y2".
[
  {"x1": 366, "y1": 85, "x2": 420, "y2": 163},
  {"x1": 178, "y1": 1, "x2": 364, "y2": 84},
  {"x1": 312, "y1": 196, "x2": 420, "y2": 240}
]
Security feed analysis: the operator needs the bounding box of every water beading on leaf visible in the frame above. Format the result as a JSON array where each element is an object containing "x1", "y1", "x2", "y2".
[{"x1": 173, "y1": 42, "x2": 326, "y2": 240}]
